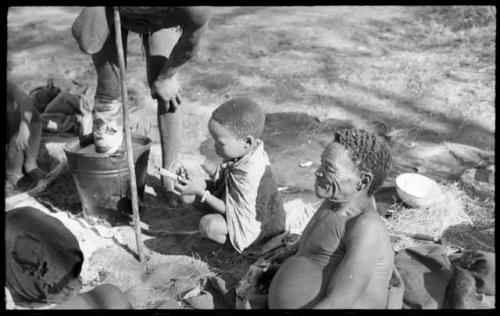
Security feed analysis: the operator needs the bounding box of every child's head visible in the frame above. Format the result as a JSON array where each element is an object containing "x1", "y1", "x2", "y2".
[{"x1": 209, "y1": 97, "x2": 265, "y2": 159}]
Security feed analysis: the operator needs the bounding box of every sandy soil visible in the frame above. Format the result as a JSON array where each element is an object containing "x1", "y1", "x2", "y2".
[{"x1": 6, "y1": 6, "x2": 495, "y2": 309}]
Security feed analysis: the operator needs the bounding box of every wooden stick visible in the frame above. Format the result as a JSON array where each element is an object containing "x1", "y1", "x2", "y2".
[
  {"x1": 28, "y1": 160, "x2": 68, "y2": 195},
  {"x1": 141, "y1": 228, "x2": 200, "y2": 237},
  {"x1": 392, "y1": 230, "x2": 438, "y2": 242},
  {"x1": 113, "y1": 7, "x2": 145, "y2": 267}
]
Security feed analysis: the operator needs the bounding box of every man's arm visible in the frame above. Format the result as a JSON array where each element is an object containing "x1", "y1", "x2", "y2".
[
  {"x1": 157, "y1": 7, "x2": 211, "y2": 79},
  {"x1": 312, "y1": 215, "x2": 385, "y2": 309}
]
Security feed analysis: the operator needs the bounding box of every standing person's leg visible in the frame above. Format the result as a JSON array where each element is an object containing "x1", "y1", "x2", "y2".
[
  {"x1": 91, "y1": 10, "x2": 129, "y2": 153},
  {"x1": 6, "y1": 111, "x2": 25, "y2": 187},
  {"x1": 143, "y1": 28, "x2": 182, "y2": 202},
  {"x1": 22, "y1": 117, "x2": 46, "y2": 179}
]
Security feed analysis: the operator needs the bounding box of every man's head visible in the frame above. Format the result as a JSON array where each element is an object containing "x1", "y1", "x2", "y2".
[
  {"x1": 314, "y1": 128, "x2": 392, "y2": 200},
  {"x1": 208, "y1": 97, "x2": 265, "y2": 159}
]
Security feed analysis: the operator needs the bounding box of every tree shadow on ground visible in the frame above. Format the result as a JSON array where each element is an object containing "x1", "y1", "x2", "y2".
[{"x1": 198, "y1": 7, "x2": 494, "y2": 154}]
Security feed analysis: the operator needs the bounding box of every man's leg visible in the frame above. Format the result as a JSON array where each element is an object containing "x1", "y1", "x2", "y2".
[
  {"x1": 22, "y1": 118, "x2": 45, "y2": 178},
  {"x1": 91, "y1": 14, "x2": 128, "y2": 153},
  {"x1": 143, "y1": 28, "x2": 182, "y2": 200},
  {"x1": 6, "y1": 111, "x2": 24, "y2": 187}
]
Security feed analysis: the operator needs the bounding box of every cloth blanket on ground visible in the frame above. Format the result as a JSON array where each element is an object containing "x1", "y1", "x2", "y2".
[
  {"x1": 395, "y1": 244, "x2": 494, "y2": 309},
  {"x1": 30, "y1": 81, "x2": 92, "y2": 136},
  {"x1": 5, "y1": 207, "x2": 84, "y2": 306},
  {"x1": 212, "y1": 140, "x2": 274, "y2": 253}
]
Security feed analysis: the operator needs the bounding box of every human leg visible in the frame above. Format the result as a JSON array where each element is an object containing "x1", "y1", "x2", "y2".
[
  {"x1": 22, "y1": 118, "x2": 46, "y2": 178},
  {"x1": 143, "y1": 28, "x2": 182, "y2": 194},
  {"x1": 199, "y1": 213, "x2": 229, "y2": 244},
  {"x1": 6, "y1": 111, "x2": 24, "y2": 186},
  {"x1": 91, "y1": 18, "x2": 128, "y2": 153},
  {"x1": 6, "y1": 139, "x2": 25, "y2": 186}
]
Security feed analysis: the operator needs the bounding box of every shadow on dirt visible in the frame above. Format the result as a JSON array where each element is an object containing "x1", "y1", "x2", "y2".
[{"x1": 198, "y1": 7, "x2": 494, "y2": 154}]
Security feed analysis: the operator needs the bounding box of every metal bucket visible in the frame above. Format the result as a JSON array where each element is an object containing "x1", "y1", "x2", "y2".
[{"x1": 64, "y1": 134, "x2": 152, "y2": 223}]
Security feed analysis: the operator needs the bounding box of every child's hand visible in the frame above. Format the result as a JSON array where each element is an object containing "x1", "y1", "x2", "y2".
[{"x1": 174, "y1": 175, "x2": 207, "y2": 196}]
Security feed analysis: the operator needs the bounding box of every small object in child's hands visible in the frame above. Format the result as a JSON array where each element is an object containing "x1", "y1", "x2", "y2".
[
  {"x1": 156, "y1": 167, "x2": 179, "y2": 180},
  {"x1": 176, "y1": 165, "x2": 190, "y2": 180}
]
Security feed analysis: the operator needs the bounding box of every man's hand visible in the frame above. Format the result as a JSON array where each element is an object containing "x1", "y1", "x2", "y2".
[
  {"x1": 15, "y1": 121, "x2": 31, "y2": 151},
  {"x1": 174, "y1": 175, "x2": 207, "y2": 196},
  {"x1": 151, "y1": 74, "x2": 183, "y2": 113}
]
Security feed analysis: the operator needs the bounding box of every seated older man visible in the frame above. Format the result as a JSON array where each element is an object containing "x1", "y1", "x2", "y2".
[{"x1": 268, "y1": 128, "x2": 394, "y2": 309}]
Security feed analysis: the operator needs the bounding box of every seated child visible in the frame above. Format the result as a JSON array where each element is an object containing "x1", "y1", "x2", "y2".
[
  {"x1": 6, "y1": 80, "x2": 47, "y2": 190},
  {"x1": 6, "y1": 206, "x2": 131, "y2": 310},
  {"x1": 175, "y1": 97, "x2": 286, "y2": 253}
]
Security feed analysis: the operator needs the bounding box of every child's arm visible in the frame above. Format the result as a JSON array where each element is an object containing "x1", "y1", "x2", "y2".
[
  {"x1": 174, "y1": 176, "x2": 226, "y2": 214},
  {"x1": 200, "y1": 191, "x2": 225, "y2": 214}
]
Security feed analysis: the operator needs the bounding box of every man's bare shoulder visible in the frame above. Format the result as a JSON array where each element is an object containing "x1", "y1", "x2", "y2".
[{"x1": 345, "y1": 211, "x2": 389, "y2": 242}]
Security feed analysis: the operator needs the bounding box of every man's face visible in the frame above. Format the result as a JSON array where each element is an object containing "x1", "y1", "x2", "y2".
[
  {"x1": 208, "y1": 119, "x2": 247, "y2": 160},
  {"x1": 314, "y1": 143, "x2": 360, "y2": 201}
]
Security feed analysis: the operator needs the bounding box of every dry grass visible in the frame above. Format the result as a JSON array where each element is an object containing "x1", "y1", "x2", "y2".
[
  {"x1": 386, "y1": 182, "x2": 473, "y2": 240},
  {"x1": 385, "y1": 180, "x2": 495, "y2": 253}
]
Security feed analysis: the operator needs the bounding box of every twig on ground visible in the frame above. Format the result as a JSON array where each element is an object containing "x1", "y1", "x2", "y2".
[{"x1": 28, "y1": 160, "x2": 68, "y2": 195}]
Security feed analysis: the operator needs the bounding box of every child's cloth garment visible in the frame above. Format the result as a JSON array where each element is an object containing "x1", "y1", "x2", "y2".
[{"x1": 212, "y1": 140, "x2": 285, "y2": 253}]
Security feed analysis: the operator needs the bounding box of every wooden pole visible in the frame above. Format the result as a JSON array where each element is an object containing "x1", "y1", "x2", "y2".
[{"x1": 113, "y1": 7, "x2": 145, "y2": 266}]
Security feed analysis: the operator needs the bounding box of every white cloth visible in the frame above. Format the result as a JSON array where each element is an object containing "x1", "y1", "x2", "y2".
[{"x1": 213, "y1": 140, "x2": 269, "y2": 253}]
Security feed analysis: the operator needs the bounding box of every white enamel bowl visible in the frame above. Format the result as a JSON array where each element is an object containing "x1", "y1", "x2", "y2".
[{"x1": 395, "y1": 173, "x2": 442, "y2": 208}]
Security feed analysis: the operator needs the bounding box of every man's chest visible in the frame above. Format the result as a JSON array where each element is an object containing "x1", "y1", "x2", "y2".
[{"x1": 298, "y1": 211, "x2": 347, "y2": 258}]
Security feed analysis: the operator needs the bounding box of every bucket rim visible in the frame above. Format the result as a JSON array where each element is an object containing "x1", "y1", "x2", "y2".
[{"x1": 64, "y1": 133, "x2": 152, "y2": 157}]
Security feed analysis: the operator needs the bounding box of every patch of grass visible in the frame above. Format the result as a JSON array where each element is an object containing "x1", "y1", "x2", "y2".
[{"x1": 386, "y1": 182, "x2": 474, "y2": 241}]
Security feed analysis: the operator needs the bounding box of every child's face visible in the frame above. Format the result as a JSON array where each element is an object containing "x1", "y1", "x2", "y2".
[{"x1": 208, "y1": 119, "x2": 248, "y2": 160}]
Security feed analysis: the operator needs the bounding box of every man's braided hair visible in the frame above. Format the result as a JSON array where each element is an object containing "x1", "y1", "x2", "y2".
[
  {"x1": 333, "y1": 128, "x2": 392, "y2": 196},
  {"x1": 211, "y1": 97, "x2": 265, "y2": 139}
]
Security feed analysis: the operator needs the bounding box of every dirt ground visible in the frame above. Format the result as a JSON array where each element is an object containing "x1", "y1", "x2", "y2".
[{"x1": 6, "y1": 6, "x2": 495, "y2": 309}]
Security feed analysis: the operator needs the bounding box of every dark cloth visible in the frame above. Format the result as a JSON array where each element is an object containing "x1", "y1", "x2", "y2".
[
  {"x1": 395, "y1": 244, "x2": 453, "y2": 309},
  {"x1": 455, "y1": 250, "x2": 495, "y2": 295},
  {"x1": 30, "y1": 83, "x2": 93, "y2": 135},
  {"x1": 118, "y1": 7, "x2": 178, "y2": 34},
  {"x1": 443, "y1": 267, "x2": 488, "y2": 309},
  {"x1": 395, "y1": 244, "x2": 490, "y2": 309},
  {"x1": 5, "y1": 207, "x2": 84, "y2": 305}
]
